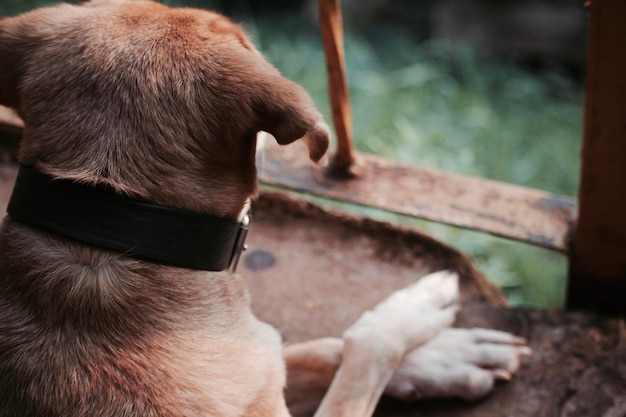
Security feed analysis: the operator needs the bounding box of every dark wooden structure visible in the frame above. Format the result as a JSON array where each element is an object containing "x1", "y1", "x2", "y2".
[{"x1": 567, "y1": 0, "x2": 626, "y2": 315}]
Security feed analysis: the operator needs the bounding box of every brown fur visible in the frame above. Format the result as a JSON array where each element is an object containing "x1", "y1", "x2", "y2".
[{"x1": 0, "y1": 1, "x2": 329, "y2": 416}]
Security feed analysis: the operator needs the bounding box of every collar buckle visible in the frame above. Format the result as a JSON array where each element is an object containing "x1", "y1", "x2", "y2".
[{"x1": 228, "y1": 213, "x2": 250, "y2": 273}]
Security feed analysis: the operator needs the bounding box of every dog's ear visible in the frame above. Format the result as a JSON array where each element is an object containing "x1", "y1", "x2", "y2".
[
  {"x1": 0, "y1": 6, "x2": 69, "y2": 109},
  {"x1": 254, "y1": 83, "x2": 331, "y2": 164},
  {"x1": 216, "y1": 37, "x2": 331, "y2": 163},
  {"x1": 248, "y1": 57, "x2": 331, "y2": 163},
  {"x1": 0, "y1": 15, "x2": 31, "y2": 109}
]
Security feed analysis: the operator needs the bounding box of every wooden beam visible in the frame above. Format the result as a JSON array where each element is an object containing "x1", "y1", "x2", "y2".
[
  {"x1": 258, "y1": 142, "x2": 576, "y2": 253},
  {"x1": 568, "y1": 0, "x2": 626, "y2": 315}
]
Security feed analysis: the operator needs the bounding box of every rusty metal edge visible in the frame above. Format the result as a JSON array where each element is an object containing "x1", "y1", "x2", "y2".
[{"x1": 253, "y1": 190, "x2": 509, "y2": 307}]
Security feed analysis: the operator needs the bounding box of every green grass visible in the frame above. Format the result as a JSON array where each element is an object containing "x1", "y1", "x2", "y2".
[
  {"x1": 1, "y1": 2, "x2": 585, "y2": 308},
  {"x1": 0, "y1": 0, "x2": 56, "y2": 16}
]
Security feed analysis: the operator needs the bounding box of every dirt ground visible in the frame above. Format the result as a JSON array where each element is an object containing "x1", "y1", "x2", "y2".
[{"x1": 1, "y1": 161, "x2": 625, "y2": 417}]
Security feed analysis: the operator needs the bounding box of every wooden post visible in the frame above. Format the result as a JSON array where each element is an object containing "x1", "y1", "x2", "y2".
[
  {"x1": 318, "y1": 0, "x2": 357, "y2": 177},
  {"x1": 568, "y1": 0, "x2": 626, "y2": 315}
]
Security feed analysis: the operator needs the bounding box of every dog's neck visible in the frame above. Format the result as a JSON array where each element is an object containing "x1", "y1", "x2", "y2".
[{"x1": 7, "y1": 165, "x2": 249, "y2": 272}]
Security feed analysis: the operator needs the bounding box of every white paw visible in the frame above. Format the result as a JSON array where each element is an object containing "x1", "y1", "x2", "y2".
[
  {"x1": 343, "y1": 271, "x2": 460, "y2": 355},
  {"x1": 385, "y1": 328, "x2": 532, "y2": 401}
]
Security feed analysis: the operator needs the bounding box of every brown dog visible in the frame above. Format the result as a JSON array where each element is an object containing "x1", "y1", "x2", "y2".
[{"x1": 0, "y1": 1, "x2": 530, "y2": 416}]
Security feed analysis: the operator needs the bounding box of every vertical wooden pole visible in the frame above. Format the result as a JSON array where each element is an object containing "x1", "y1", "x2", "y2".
[
  {"x1": 318, "y1": 0, "x2": 357, "y2": 177},
  {"x1": 568, "y1": 0, "x2": 626, "y2": 315}
]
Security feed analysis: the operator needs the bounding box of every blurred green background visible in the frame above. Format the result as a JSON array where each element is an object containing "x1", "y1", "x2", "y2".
[{"x1": 0, "y1": 0, "x2": 587, "y2": 308}]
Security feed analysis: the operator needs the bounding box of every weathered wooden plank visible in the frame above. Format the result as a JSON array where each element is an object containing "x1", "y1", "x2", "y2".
[
  {"x1": 258, "y1": 142, "x2": 577, "y2": 253},
  {"x1": 568, "y1": 0, "x2": 626, "y2": 315}
]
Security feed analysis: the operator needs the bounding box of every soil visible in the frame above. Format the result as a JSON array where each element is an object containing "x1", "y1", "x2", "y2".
[{"x1": 1, "y1": 161, "x2": 624, "y2": 417}]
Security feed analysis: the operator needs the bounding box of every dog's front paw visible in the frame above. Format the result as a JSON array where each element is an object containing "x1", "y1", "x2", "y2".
[
  {"x1": 343, "y1": 271, "x2": 460, "y2": 360},
  {"x1": 385, "y1": 328, "x2": 532, "y2": 401}
]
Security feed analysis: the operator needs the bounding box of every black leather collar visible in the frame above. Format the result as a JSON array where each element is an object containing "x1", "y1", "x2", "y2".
[{"x1": 7, "y1": 165, "x2": 249, "y2": 272}]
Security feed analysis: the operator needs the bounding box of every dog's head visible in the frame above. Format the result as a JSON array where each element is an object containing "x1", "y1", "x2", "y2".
[{"x1": 0, "y1": 0, "x2": 329, "y2": 218}]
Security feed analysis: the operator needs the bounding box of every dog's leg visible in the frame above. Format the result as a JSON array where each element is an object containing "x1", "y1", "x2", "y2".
[
  {"x1": 385, "y1": 327, "x2": 532, "y2": 401},
  {"x1": 284, "y1": 338, "x2": 344, "y2": 417},
  {"x1": 284, "y1": 274, "x2": 531, "y2": 415},
  {"x1": 285, "y1": 328, "x2": 531, "y2": 413},
  {"x1": 308, "y1": 270, "x2": 459, "y2": 417}
]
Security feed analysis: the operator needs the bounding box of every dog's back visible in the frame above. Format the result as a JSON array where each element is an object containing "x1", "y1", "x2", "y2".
[{"x1": 0, "y1": 219, "x2": 289, "y2": 416}]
